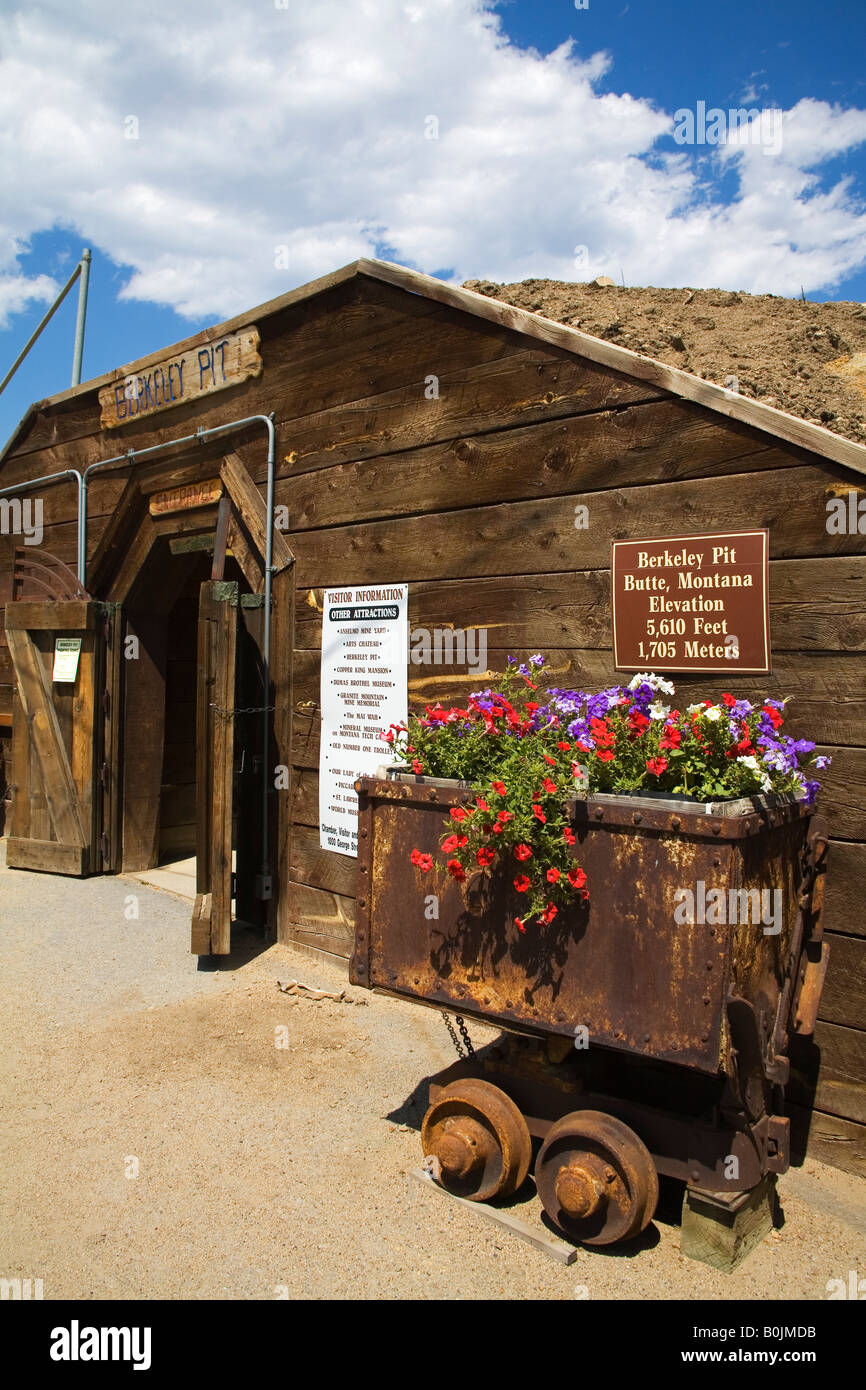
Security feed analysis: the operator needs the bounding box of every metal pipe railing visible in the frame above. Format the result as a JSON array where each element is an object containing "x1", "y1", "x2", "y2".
[{"x1": 0, "y1": 249, "x2": 91, "y2": 398}]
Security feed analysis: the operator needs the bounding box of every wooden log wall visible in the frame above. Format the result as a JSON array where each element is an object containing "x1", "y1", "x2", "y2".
[{"x1": 0, "y1": 270, "x2": 863, "y2": 1175}]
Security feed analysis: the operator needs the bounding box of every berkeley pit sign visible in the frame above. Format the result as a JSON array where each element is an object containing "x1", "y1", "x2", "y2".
[
  {"x1": 611, "y1": 530, "x2": 770, "y2": 673},
  {"x1": 99, "y1": 327, "x2": 262, "y2": 429}
]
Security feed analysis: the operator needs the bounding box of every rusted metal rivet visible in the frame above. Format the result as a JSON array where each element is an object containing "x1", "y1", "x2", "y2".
[
  {"x1": 712, "y1": 823, "x2": 721, "y2": 835},
  {"x1": 604, "y1": 1167, "x2": 616, "y2": 1183},
  {"x1": 703, "y1": 996, "x2": 711, "y2": 1005},
  {"x1": 505, "y1": 1000, "x2": 513, "y2": 1008},
  {"x1": 706, "y1": 962, "x2": 713, "y2": 971},
  {"x1": 670, "y1": 816, "x2": 681, "y2": 831},
  {"x1": 643, "y1": 1033, "x2": 650, "y2": 1042},
  {"x1": 360, "y1": 828, "x2": 368, "y2": 838},
  {"x1": 633, "y1": 812, "x2": 642, "y2": 825},
  {"x1": 712, "y1": 857, "x2": 721, "y2": 867},
  {"x1": 353, "y1": 780, "x2": 362, "y2": 792},
  {"x1": 427, "y1": 789, "x2": 438, "y2": 801},
  {"x1": 701, "y1": 1033, "x2": 709, "y2": 1042},
  {"x1": 708, "y1": 927, "x2": 715, "y2": 936},
  {"x1": 358, "y1": 897, "x2": 366, "y2": 908},
  {"x1": 691, "y1": 1169, "x2": 701, "y2": 1182},
  {"x1": 414, "y1": 977, "x2": 420, "y2": 985}
]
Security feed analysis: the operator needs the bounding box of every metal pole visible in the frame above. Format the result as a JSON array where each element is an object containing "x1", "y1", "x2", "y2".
[
  {"x1": 0, "y1": 262, "x2": 82, "y2": 398},
  {"x1": 71, "y1": 249, "x2": 91, "y2": 386}
]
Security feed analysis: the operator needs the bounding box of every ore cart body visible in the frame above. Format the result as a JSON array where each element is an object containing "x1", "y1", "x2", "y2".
[{"x1": 350, "y1": 775, "x2": 829, "y2": 1250}]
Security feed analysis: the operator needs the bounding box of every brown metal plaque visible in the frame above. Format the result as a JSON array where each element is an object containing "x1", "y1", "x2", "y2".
[{"x1": 611, "y1": 530, "x2": 770, "y2": 673}]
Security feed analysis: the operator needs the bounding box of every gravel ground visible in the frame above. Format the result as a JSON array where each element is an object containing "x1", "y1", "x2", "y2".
[{"x1": 0, "y1": 842, "x2": 863, "y2": 1301}]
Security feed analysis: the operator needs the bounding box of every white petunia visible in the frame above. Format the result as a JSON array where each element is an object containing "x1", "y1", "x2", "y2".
[
  {"x1": 648, "y1": 700, "x2": 671, "y2": 721},
  {"x1": 704, "y1": 706, "x2": 722, "y2": 722}
]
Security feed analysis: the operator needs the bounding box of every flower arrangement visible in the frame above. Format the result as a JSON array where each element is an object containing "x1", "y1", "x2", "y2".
[{"x1": 384, "y1": 657, "x2": 829, "y2": 932}]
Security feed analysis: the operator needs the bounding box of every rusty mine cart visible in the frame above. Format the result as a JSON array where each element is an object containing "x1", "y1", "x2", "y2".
[{"x1": 350, "y1": 774, "x2": 830, "y2": 1264}]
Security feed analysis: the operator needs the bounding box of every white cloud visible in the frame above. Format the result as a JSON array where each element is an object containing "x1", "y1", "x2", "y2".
[
  {"x1": 0, "y1": 0, "x2": 864, "y2": 323},
  {"x1": 0, "y1": 274, "x2": 58, "y2": 331}
]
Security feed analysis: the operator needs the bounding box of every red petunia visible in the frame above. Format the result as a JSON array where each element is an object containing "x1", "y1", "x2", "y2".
[
  {"x1": 418, "y1": 854, "x2": 433, "y2": 873},
  {"x1": 450, "y1": 807, "x2": 467, "y2": 822},
  {"x1": 514, "y1": 843, "x2": 533, "y2": 861},
  {"x1": 491, "y1": 780, "x2": 507, "y2": 796},
  {"x1": 410, "y1": 848, "x2": 422, "y2": 865},
  {"x1": 447, "y1": 859, "x2": 466, "y2": 882},
  {"x1": 659, "y1": 726, "x2": 681, "y2": 751},
  {"x1": 497, "y1": 810, "x2": 513, "y2": 824},
  {"x1": 563, "y1": 827, "x2": 575, "y2": 846},
  {"x1": 525, "y1": 701, "x2": 540, "y2": 712},
  {"x1": 542, "y1": 777, "x2": 557, "y2": 795},
  {"x1": 546, "y1": 868, "x2": 561, "y2": 884},
  {"x1": 514, "y1": 917, "x2": 526, "y2": 934},
  {"x1": 596, "y1": 749, "x2": 614, "y2": 763},
  {"x1": 721, "y1": 693, "x2": 736, "y2": 707},
  {"x1": 491, "y1": 823, "x2": 503, "y2": 834},
  {"x1": 441, "y1": 834, "x2": 460, "y2": 854},
  {"x1": 543, "y1": 754, "x2": 556, "y2": 766},
  {"x1": 475, "y1": 797, "x2": 490, "y2": 812},
  {"x1": 513, "y1": 874, "x2": 531, "y2": 893},
  {"x1": 568, "y1": 866, "x2": 587, "y2": 890},
  {"x1": 476, "y1": 848, "x2": 495, "y2": 867},
  {"x1": 532, "y1": 804, "x2": 546, "y2": 823},
  {"x1": 557, "y1": 741, "x2": 571, "y2": 751},
  {"x1": 540, "y1": 902, "x2": 558, "y2": 926},
  {"x1": 646, "y1": 756, "x2": 668, "y2": 776}
]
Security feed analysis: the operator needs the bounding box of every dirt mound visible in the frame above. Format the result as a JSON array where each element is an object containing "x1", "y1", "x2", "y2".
[{"x1": 463, "y1": 277, "x2": 866, "y2": 448}]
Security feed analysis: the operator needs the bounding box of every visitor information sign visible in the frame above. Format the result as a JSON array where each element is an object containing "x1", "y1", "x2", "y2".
[
  {"x1": 319, "y1": 584, "x2": 409, "y2": 856},
  {"x1": 611, "y1": 530, "x2": 770, "y2": 673}
]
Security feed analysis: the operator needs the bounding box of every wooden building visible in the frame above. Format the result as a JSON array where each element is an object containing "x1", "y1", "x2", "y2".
[{"x1": 0, "y1": 258, "x2": 863, "y2": 1174}]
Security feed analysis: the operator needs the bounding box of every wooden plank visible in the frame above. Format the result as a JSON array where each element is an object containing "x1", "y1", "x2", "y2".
[
  {"x1": 280, "y1": 348, "x2": 664, "y2": 474},
  {"x1": 5, "y1": 627, "x2": 87, "y2": 848},
  {"x1": 359, "y1": 260, "x2": 866, "y2": 478},
  {"x1": 106, "y1": 514, "x2": 159, "y2": 605},
  {"x1": 819, "y1": 934, "x2": 866, "y2": 1029},
  {"x1": 271, "y1": 566, "x2": 295, "y2": 944},
  {"x1": 295, "y1": 558, "x2": 866, "y2": 656},
  {"x1": 789, "y1": 1021, "x2": 866, "y2": 1125},
  {"x1": 220, "y1": 452, "x2": 294, "y2": 573},
  {"x1": 290, "y1": 823, "x2": 357, "y2": 898},
  {"x1": 121, "y1": 611, "x2": 167, "y2": 871},
  {"x1": 4, "y1": 600, "x2": 96, "y2": 631},
  {"x1": 102, "y1": 605, "x2": 123, "y2": 872},
  {"x1": 285, "y1": 879, "x2": 355, "y2": 942},
  {"x1": 226, "y1": 515, "x2": 263, "y2": 593},
  {"x1": 286, "y1": 464, "x2": 866, "y2": 590},
  {"x1": 193, "y1": 582, "x2": 238, "y2": 954},
  {"x1": 210, "y1": 496, "x2": 232, "y2": 581},
  {"x1": 70, "y1": 629, "x2": 100, "y2": 874},
  {"x1": 280, "y1": 401, "x2": 802, "y2": 530},
  {"x1": 789, "y1": 1103, "x2": 866, "y2": 1179},
  {"x1": 5, "y1": 837, "x2": 87, "y2": 874},
  {"x1": 9, "y1": 686, "x2": 30, "y2": 840},
  {"x1": 824, "y1": 841, "x2": 866, "y2": 939}
]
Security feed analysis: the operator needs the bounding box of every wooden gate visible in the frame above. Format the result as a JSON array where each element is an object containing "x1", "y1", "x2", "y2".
[
  {"x1": 191, "y1": 581, "x2": 238, "y2": 955},
  {"x1": 4, "y1": 599, "x2": 119, "y2": 876}
]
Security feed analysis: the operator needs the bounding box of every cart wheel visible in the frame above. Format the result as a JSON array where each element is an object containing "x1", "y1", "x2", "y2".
[
  {"x1": 535, "y1": 1110, "x2": 658, "y2": 1246},
  {"x1": 421, "y1": 1078, "x2": 532, "y2": 1202}
]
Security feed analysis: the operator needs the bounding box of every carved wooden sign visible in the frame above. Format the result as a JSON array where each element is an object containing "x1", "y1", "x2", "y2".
[
  {"x1": 149, "y1": 480, "x2": 224, "y2": 516},
  {"x1": 99, "y1": 327, "x2": 262, "y2": 429}
]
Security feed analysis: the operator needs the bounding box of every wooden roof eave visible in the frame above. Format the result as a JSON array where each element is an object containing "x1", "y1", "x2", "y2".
[{"x1": 3, "y1": 256, "x2": 866, "y2": 481}]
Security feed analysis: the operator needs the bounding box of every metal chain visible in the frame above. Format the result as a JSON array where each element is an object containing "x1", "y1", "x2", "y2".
[
  {"x1": 209, "y1": 703, "x2": 275, "y2": 717},
  {"x1": 441, "y1": 1010, "x2": 475, "y2": 1059}
]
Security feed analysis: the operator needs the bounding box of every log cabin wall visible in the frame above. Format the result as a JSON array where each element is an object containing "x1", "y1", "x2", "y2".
[{"x1": 0, "y1": 266, "x2": 863, "y2": 1175}]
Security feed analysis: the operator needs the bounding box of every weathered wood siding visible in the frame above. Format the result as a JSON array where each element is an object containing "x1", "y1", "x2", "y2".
[{"x1": 1, "y1": 270, "x2": 864, "y2": 1175}]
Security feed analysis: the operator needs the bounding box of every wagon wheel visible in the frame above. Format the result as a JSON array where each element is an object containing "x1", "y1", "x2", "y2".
[
  {"x1": 535, "y1": 1110, "x2": 658, "y2": 1246},
  {"x1": 421, "y1": 1079, "x2": 532, "y2": 1202}
]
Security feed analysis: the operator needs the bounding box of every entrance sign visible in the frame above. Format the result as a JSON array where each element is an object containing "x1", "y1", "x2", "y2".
[
  {"x1": 99, "y1": 327, "x2": 262, "y2": 429},
  {"x1": 319, "y1": 584, "x2": 408, "y2": 856},
  {"x1": 149, "y1": 480, "x2": 224, "y2": 515},
  {"x1": 52, "y1": 637, "x2": 82, "y2": 683},
  {"x1": 611, "y1": 530, "x2": 770, "y2": 673}
]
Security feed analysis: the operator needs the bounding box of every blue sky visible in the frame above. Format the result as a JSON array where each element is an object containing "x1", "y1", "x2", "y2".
[{"x1": 1, "y1": 0, "x2": 865, "y2": 447}]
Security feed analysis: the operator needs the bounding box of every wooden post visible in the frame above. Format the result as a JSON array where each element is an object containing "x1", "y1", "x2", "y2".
[{"x1": 680, "y1": 1176, "x2": 778, "y2": 1271}]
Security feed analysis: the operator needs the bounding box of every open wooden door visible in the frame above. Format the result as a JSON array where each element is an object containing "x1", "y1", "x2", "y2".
[
  {"x1": 191, "y1": 580, "x2": 238, "y2": 955},
  {"x1": 4, "y1": 599, "x2": 117, "y2": 876}
]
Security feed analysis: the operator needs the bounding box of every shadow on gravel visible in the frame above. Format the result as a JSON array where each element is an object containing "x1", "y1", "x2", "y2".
[{"x1": 195, "y1": 922, "x2": 272, "y2": 972}]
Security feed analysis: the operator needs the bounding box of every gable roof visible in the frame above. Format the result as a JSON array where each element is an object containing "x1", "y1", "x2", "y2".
[{"x1": 3, "y1": 257, "x2": 866, "y2": 478}]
